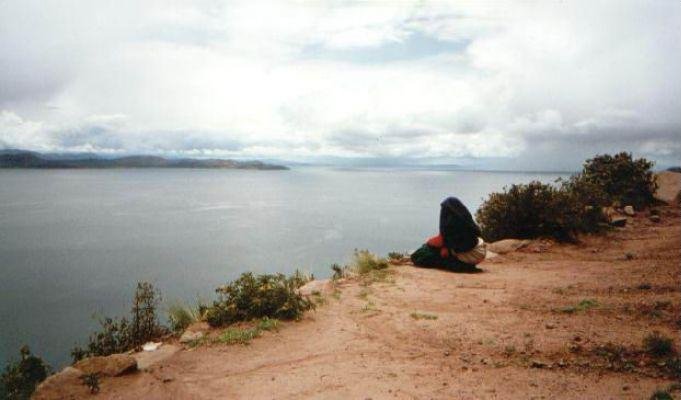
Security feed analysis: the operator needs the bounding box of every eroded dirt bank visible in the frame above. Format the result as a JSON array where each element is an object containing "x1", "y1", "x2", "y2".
[{"x1": 49, "y1": 208, "x2": 681, "y2": 399}]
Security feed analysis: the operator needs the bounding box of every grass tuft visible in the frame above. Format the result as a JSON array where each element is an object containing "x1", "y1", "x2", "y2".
[
  {"x1": 643, "y1": 332, "x2": 675, "y2": 357},
  {"x1": 556, "y1": 299, "x2": 598, "y2": 314},
  {"x1": 410, "y1": 312, "x2": 438, "y2": 320},
  {"x1": 352, "y1": 250, "x2": 389, "y2": 275}
]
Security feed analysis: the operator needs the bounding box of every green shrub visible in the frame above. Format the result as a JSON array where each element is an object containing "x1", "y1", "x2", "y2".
[
  {"x1": 581, "y1": 152, "x2": 656, "y2": 208},
  {"x1": 71, "y1": 282, "x2": 167, "y2": 362},
  {"x1": 205, "y1": 272, "x2": 314, "y2": 327},
  {"x1": 476, "y1": 181, "x2": 576, "y2": 241},
  {"x1": 476, "y1": 153, "x2": 655, "y2": 242},
  {"x1": 1, "y1": 346, "x2": 50, "y2": 400}
]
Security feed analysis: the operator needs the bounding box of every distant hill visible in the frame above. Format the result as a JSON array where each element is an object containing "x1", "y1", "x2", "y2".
[{"x1": 0, "y1": 149, "x2": 288, "y2": 170}]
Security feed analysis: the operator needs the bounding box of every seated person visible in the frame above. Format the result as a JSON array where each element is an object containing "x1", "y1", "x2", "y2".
[{"x1": 411, "y1": 197, "x2": 486, "y2": 271}]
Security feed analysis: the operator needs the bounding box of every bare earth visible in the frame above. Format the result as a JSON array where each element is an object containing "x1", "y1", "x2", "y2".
[{"x1": 70, "y1": 208, "x2": 681, "y2": 399}]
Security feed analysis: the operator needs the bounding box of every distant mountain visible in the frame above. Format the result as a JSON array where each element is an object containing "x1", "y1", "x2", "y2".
[{"x1": 0, "y1": 149, "x2": 288, "y2": 170}]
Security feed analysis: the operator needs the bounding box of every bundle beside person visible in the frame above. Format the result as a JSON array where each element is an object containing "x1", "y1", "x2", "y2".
[{"x1": 411, "y1": 197, "x2": 486, "y2": 271}]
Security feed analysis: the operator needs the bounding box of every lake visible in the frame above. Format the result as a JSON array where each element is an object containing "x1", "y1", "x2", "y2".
[{"x1": 0, "y1": 167, "x2": 568, "y2": 368}]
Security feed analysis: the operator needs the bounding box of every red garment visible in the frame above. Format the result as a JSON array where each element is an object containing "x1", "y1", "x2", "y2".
[
  {"x1": 426, "y1": 234, "x2": 443, "y2": 248},
  {"x1": 426, "y1": 234, "x2": 450, "y2": 258}
]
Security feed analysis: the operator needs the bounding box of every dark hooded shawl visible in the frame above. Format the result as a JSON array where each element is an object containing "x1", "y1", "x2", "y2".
[{"x1": 439, "y1": 197, "x2": 482, "y2": 253}]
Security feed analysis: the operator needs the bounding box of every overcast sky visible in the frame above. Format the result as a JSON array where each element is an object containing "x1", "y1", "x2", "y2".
[{"x1": 1, "y1": 1, "x2": 679, "y2": 170}]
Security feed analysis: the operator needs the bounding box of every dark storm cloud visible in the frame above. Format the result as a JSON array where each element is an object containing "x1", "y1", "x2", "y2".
[{"x1": 0, "y1": 1, "x2": 680, "y2": 168}]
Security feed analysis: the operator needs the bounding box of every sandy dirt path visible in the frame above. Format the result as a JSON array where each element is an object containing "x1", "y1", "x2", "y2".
[{"x1": 74, "y1": 208, "x2": 681, "y2": 399}]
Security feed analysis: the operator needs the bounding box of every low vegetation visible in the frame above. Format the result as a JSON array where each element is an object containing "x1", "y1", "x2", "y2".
[
  {"x1": 0, "y1": 346, "x2": 50, "y2": 400},
  {"x1": 643, "y1": 331, "x2": 675, "y2": 357},
  {"x1": 81, "y1": 373, "x2": 100, "y2": 394},
  {"x1": 168, "y1": 300, "x2": 205, "y2": 333},
  {"x1": 477, "y1": 152, "x2": 657, "y2": 241},
  {"x1": 410, "y1": 312, "x2": 438, "y2": 320},
  {"x1": 556, "y1": 299, "x2": 599, "y2": 314},
  {"x1": 191, "y1": 318, "x2": 280, "y2": 347},
  {"x1": 204, "y1": 272, "x2": 314, "y2": 327},
  {"x1": 71, "y1": 282, "x2": 167, "y2": 362},
  {"x1": 352, "y1": 249, "x2": 389, "y2": 274}
]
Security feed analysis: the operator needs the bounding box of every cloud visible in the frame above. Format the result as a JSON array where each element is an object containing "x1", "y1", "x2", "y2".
[{"x1": 0, "y1": 0, "x2": 679, "y2": 168}]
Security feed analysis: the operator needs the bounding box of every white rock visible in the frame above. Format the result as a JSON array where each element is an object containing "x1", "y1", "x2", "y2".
[
  {"x1": 623, "y1": 205, "x2": 635, "y2": 216},
  {"x1": 487, "y1": 239, "x2": 531, "y2": 254},
  {"x1": 142, "y1": 341, "x2": 162, "y2": 352},
  {"x1": 654, "y1": 171, "x2": 681, "y2": 205}
]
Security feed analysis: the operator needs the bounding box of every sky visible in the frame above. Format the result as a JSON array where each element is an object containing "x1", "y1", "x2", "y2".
[{"x1": 1, "y1": 0, "x2": 680, "y2": 170}]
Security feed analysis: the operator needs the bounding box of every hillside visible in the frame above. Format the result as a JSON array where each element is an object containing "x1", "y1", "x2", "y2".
[{"x1": 0, "y1": 150, "x2": 288, "y2": 170}]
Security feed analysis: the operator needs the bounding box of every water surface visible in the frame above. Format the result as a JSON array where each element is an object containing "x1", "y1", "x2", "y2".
[{"x1": 0, "y1": 167, "x2": 567, "y2": 367}]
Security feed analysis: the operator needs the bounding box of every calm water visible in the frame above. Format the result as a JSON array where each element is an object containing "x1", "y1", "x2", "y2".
[{"x1": 0, "y1": 167, "x2": 567, "y2": 367}]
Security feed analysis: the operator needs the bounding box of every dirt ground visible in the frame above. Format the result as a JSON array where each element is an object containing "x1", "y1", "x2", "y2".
[{"x1": 76, "y1": 207, "x2": 681, "y2": 399}]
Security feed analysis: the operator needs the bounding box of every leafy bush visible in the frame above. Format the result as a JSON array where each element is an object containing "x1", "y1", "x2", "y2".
[
  {"x1": 476, "y1": 181, "x2": 583, "y2": 241},
  {"x1": 71, "y1": 282, "x2": 167, "y2": 362},
  {"x1": 1, "y1": 346, "x2": 49, "y2": 400},
  {"x1": 580, "y1": 152, "x2": 656, "y2": 208},
  {"x1": 205, "y1": 272, "x2": 314, "y2": 327},
  {"x1": 476, "y1": 153, "x2": 655, "y2": 242}
]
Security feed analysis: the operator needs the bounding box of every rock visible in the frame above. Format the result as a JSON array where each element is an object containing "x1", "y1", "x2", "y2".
[
  {"x1": 33, "y1": 367, "x2": 88, "y2": 400},
  {"x1": 530, "y1": 360, "x2": 549, "y2": 369},
  {"x1": 650, "y1": 214, "x2": 661, "y2": 223},
  {"x1": 142, "y1": 341, "x2": 162, "y2": 352},
  {"x1": 610, "y1": 216, "x2": 627, "y2": 227},
  {"x1": 545, "y1": 323, "x2": 556, "y2": 329},
  {"x1": 134, "y1": 344, "x2": 181, "y2": 370},
  {"x1": 298, "y1": 279, "x2": 333, "y2": 296},
  {"x1": 484, "y1": 250, "x2": 499, "y2": 260},
  {"x1": 602, "y1": 206, "x2": 618, "y2": 221},
  {"x1": 74, "y1": 353, "x2": 137, "y2": 377},
  {"x1": 623, "y1": 205, "x2": 635, "y2": 216},
  {"x1": 654, "y1": 171, "x2": 681, "y2": 205},
  {"x1": 487, "y1": 239, "x2": 530, "y2": 254},
  {"x1": 179, "y1": 330, "x2": 204, "y2": 344}
]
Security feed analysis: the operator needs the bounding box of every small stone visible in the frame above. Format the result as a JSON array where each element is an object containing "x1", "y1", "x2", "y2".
[
  {"x1": 622, "y1": 385, "x2": 630, "y2": 391},
  {"x1": 625, "y1": 252, "x2": 635, "y2": 260},
  {"x1": 610, "y1": 216, "x2": 627, "y2": 227},
  {"x1": 545, "y1": 323, "x2": 556, "y2": 329},
  {"x1": 650, "y1": 214, "x2": 661, "y2": 223},
  {"x1": 623, "y1": 205, "x2": 635, "y2": 216},
  {"x1": 443, "y1": 351, "x2": 450, "y2": 357},
  {"x1": 530, "y1": 360, "x2": 547, "y2": 368},
  {"x1": 179, "y1": 330, "x2": 205, "y2": 344}
]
